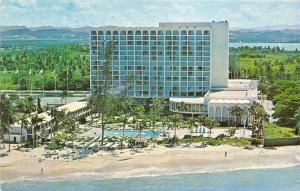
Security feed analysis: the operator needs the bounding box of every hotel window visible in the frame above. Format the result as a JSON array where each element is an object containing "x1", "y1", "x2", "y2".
[
  {"x1": 188, "y1": 30, "x2": 194, "y2": 35},
  {"x1": 150, "y1": 31, "x2": 156, "y2": 35},
  {"x1": 158, "y1": 30, "x2": 164, "y2": 35},
  {"x1": 204, "y1": 30, "x2": 210, "y2": 35},
  {"x1": 113, "y1": 31, "x2": 118, "y2": 35},
  {"x1": 128, "y1": 31, "x2": 133, "y2": 35},
  {"x1": 136, "y1": 30, "x2": 141, "y2": 35},
  {"x1": 106, "y1": 31, "x2": 111, "y2": 35}
]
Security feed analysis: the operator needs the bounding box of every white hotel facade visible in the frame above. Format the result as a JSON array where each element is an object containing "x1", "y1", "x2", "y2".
[{"x1": 90, "y1": 21, "x2": 258, "y2": 122}]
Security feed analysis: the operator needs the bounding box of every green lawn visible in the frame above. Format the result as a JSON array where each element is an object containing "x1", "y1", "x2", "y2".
[
  {"x1": 264, "y1": 124, "x2": 297, "y2": 139},
  {"x1": 179, "y1": 136, "x2": 251, "y2": 147}
]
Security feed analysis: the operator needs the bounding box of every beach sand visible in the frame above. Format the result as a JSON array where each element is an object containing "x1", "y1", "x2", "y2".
[{"x1": 1, "y1": 144, "x2": 300, "y2": 182}]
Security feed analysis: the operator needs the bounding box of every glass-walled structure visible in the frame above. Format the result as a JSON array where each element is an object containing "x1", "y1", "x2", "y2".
[
  {"x1": 169, "y1": 97, "x2": 207, "y2": 114},
  {"x1": 90, "y1": 23, "x2": 218, "y2": 98}
]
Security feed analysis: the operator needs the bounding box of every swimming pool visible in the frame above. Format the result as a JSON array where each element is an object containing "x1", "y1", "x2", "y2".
[{"x1": 104, "y1": 130, "x2": 161, "y2": 138}]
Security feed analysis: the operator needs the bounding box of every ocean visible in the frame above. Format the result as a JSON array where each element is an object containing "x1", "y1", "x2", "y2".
[
  {"x1": 1, "y1": 165, "x2": 300, "y2": 191},
  {"x1": 1, "y1": 39, "x2": 300, "y2": 51}
]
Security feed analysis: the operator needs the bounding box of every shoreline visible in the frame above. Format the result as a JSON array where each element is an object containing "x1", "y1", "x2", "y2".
[
  {"x1": 1, "y1": 145, "x2": 300, "y2": 183},
  {"x1": 1, "y1": 163, "x2": 299, "y2": 185}
]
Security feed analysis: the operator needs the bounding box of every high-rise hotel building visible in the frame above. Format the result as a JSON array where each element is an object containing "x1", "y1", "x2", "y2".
[{"x1": 90, "y1": 22, "x2": 229, "y2": 98}]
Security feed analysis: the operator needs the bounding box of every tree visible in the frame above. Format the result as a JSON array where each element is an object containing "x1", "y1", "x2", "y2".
[
  {"x1": 138, "y1": 115, "x2": 148, "y2": 149},
  {"x1": 170, "y1": 113, "x2": 182, "y2": 147},
  {"x1": 37, "y1": 98, "x2": 43, "y2": 113},
  {"x1": 62, "y1": 116, "x2": 77, "y2": 151},
  {"x1": 15, "y1": 99, "x2": 31, "y2": 144},
  {"x1": 0, "y1": 94, "x2": 15, "y2": 151},
  {"x1": 91, "y1": 41, "x2": 114, "y2": 147},
  {"x1": 187, "y1": 116, "x2": 197, "y2": 141},
  {"x1": 249, "y1": 102, "x2": 269, "y2": 137},
  {"x1": 198, "y1": 114, "x2": 208, "y2": 126},
  {"x1": 30, "y1": 114, "x2": 44, "y2": 148},
  {"x1": 229, "y1": 105, "x2": 244, "y2": 128},
  {"x1": 118, "y1": 97, "x2": 133, "y2": 148},
  {"x1": 60, "y1": 90, "x2": 68, "y2": 105},
  {"x1": 48, "y1": 108, "x2": 65, "y2": 138},
  {"x1": 148, "y1": 98, "x2": 165, "y2": 131},
  {"x1": 272, "y1": 80, "x2": 300, "y2": 126},
  {"x1": 205, "y1": 117, "x2": 219, "y2": 134}
]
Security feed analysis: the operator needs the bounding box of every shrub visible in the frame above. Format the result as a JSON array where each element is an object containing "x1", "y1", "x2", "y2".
[
  {"x1": 251, "y1": 138, "x2": 262, "y2": 146},
  {"x1": 183, "y1": 135, "x2": 192, "y2": 139},
  {"x1": 229, "y1": 127, "x2": 236, "y2": 136},
  {"x1": 79, "y1": 116, "x2": 86, "y2": 124},
  {"x1": 46, "y1": 141, "x2": 64, "y2": 150},
  {"x1": 215, "y1": 134, "x2": 228, "y2": 139}
]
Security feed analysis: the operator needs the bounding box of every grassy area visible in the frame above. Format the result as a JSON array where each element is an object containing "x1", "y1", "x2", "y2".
[
  {"x1": 179, "y1": 136, "x2": 251, "y2": 147},
  {"x1": 264, "y1": 124, "x2": 297, "y2": 139}
]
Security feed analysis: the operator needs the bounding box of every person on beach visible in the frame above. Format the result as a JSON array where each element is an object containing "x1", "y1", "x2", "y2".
[
  {"x1": 41, "y1": 168, "x2": 43, "y2": 176},
  {"x1": 225, "y1": 151, "x2": 227, "y2": 157}
]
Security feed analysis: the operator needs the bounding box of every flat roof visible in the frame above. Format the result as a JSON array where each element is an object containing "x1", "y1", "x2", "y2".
[
  {"x1": 207, "y1": 91, "x2": 250, "y2": 99},
  {"x1": 227, "y1": 79, "x2": 258, "y2": 89},
  {"x1": 208, "y1": 99, "x2": 250, "y2": 104},
  {"x1": 57, "y1": 101, "x2": 88, "y2": 113},
  {"x1": 11, "y1": 101, "x2": 88, "y2": 128},
  {"x1": 169, "y1": 97, "x2": 204, "y2": 104},
  {"x1": 91, "y1": 21, "x2": 228, "y2": 31}
]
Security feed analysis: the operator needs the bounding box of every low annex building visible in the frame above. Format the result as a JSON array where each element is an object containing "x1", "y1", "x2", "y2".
[
  {"x1": 4, "y1": 101, "x2": 91, "y2": 144},
  {"x1": 169, "y1": 79, "x2": 259, "y2": 122}
]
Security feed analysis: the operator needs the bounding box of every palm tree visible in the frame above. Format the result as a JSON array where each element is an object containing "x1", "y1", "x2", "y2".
[
  {"x1": 197, "y1": 115, "x2": 219, "y2": 134},
  {"x1": 170, "y1": 113, "x2": 182, "y2": 147},
  {"x1": 30, "y1": 114, "x2": 44, "y2": 148},
  {"x1": 0, "y1": 94, "x2": 15, "y2": 151},
  {"x1": 93, "y1": 41, "x2": 114, "y2": 147},
  {"x1": 138, "y1": 115, "x2": 148, "y2": 149},
  {"x1": 119, "y1": 113, "x2": 129, "y2": 148},
  {"x1": 60, "y1": 90, "x2": 68, "y2": 105},
  {"x1": 148, "y1": 98, "x2": 165, "y2": 131},
  {"x1": 249, "y1": 102, "x2": 269, "y2": 137},
  {"x1": 205, "y1": 117, "x2": 219, "y2": 134},
  {"x1": 187, "y1": 116, "x2": 197, "y2": 143},
  {"x1": 131, "y1": 104, "x2": 145, "y2": 147},
  {"x1": 15, "y1": 99, "x2": 30, "y2": 144},
  {"x1": 255, "y1": 107, "x2": 269, "y2": 138},
  {"x1": 229, "y1": 105, "x2": 244, "y2": 128},
  {"x1": 48, "y1": 108, "x2": 65, "y2": 138},
  {"x1": 62, "y1": 116, "x2": 77, "y2": 151},
  {"x1": 25, "y1": 96, "x2": 36, "y2": 113}
]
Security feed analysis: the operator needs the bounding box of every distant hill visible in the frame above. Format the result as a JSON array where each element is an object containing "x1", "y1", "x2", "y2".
[
  {"x1": 230, "y1": 29, "x2": 300, "y2": 43},
  {"x1": 0, "y1": 25, "x2": 300, "y2": 43},
  {"x1": 0, "y1": 26, "x2": 90, "y2": 41}
]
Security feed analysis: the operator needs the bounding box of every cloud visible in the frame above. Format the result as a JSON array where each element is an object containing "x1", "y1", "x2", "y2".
[{"x1": 0, "y1": 0, "x2": 299, "y2": 28}]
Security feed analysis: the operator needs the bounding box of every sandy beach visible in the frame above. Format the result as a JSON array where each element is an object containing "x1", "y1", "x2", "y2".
[{"x1": 1, "y1": 144, "x2": 300, "y2": 182}]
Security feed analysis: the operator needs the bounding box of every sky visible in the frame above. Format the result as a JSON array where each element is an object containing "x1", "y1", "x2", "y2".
[{"x1": 0, "y1": 0, "x2": 299, "y2": 29}]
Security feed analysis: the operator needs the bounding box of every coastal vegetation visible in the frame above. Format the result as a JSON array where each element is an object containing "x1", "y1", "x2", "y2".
[
  {"x1": 0, "y1": 44, "x2": 89, "y2": 91},
  {"x1": 230, "y1": 46, "x2": 300, "y2": 129},
  {"x1": 264, "y1": 124, "x2": 299, "y2": 139}
]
